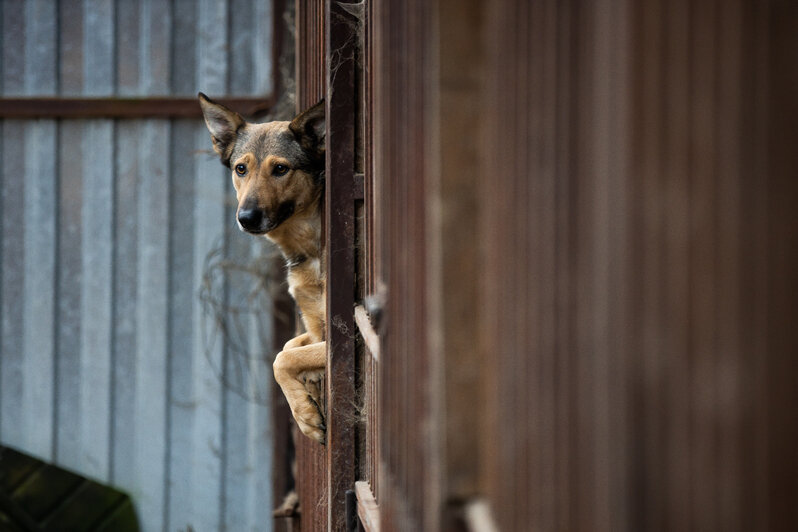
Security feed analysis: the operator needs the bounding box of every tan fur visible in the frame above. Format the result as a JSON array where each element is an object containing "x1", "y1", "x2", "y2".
[{"x1": 199, "y1": 94, "x2": 327, "y2": 443}]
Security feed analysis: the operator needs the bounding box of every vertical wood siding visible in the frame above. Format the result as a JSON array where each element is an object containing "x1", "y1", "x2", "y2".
[
  {"x1": 476, "y1": 0, "x2": 798, "y2": 530},
  {"x1": 365, "y1": 0, "x2": 798, "y2": 530},
  {"x1": 0, "y1": 1, "x2": 277, "y2": 531},
  {"x1": 293, "y1": 2, "x2": 328, "y2": 531},
  {"x1": 372, "y1": 1, "x2": 436, "y2": 530}
]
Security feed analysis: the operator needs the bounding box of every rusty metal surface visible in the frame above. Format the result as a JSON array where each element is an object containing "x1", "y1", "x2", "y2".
[{"x1": 0, "y1": 96, "x2": 274, "y2": 118}]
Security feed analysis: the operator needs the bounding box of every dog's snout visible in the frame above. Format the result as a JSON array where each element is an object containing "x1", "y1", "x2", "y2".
[{"x1": 237, "y1": 208, "x2": 264, "y2": 232}]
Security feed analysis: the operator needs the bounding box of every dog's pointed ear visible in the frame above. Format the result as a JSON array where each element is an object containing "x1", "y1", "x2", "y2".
[
  {"x1": 289, "y1": 99, "x2": 325, "y2": 158},
  {"x1": 198, "y1": 92, "x2": 245, "y2": 167}
]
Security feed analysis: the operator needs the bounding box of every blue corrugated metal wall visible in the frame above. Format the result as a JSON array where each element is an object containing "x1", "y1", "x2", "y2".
[{"x1": 0, "y1": 1, "x2": 277, "y2": 530}]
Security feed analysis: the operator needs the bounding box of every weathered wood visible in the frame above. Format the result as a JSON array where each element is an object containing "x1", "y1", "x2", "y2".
[
  {"x1": 354, "y1": 305, "x2": 379, "y2": 362},
  {"x1": 355, "y1": 481, "x2": 380, "y2": 532},
  {"x1": 293, "y1": 2, "x2": 329, "y2": 529},
  {"x1": 437, "y1": 0, "x2": 485, "y2": 504},
  {"x1": 325, "y1": 0, "x2": 358, "y2": 529}
]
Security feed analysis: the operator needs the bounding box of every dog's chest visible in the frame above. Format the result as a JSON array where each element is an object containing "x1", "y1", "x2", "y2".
[{"x1": 287, "y1": 258, "x2": 326, "y2": 342}]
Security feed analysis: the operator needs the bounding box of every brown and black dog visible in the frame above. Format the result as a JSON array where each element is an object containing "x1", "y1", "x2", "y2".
[{"x1": 199, "y1": 93, "x2": 326, "y2": 443}]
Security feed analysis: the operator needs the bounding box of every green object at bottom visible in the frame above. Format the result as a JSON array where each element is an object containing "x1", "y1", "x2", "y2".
[{"x1": 0, "y1": 446, "x2": 140, "y2": 532}]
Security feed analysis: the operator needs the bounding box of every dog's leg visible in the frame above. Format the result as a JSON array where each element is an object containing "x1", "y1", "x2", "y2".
[
  {"x1": 273, "y1": 340, "x2": 327, "y2": 443},
  {"x1": 283, "y1": 331, "x2": 313, "y2": 351},
  {"x1": 282, "y1": 332, "x2": 325, "y2": 418}
]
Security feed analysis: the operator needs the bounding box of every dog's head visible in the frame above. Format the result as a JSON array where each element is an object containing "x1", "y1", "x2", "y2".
[{"x1": 199, "y1": 93, "x2": 325, "y2": 235}]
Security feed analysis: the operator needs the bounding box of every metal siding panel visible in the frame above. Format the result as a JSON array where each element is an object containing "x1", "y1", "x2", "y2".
[
  {"x1": 24, "y1": 0, "x2": 57, "y2": 95},
  {"x1": 198, "y1": 0, "x2": 230, "y2": 96},
  {"x1": 79, "y1": 120, "x2": 115, "y2": 480},
  {"x1": 22, "y1": 120, "x2": 57, "y2": 459},
  {"x1": 0, "y1": 114, "x2": 3, "y2": 436},
  {"x1": 116, "y1": 0, "x2": 141, "y2": 96},
  {"x1": 53, "y1": 111, "x2": 85, "y2": 469},
  {"x1": 84, "y1": 0, "x2": 115, "y2": 96},
  {"x1": 129, "y1": 4, "x2": 173, "y2": 527},
  {"x1": 111, "y1": 120, "x2": 140, "y2": 490},
  {"x1": 134, "y1": 121, "x2": 170, "y2": 532},
  {"x1": 229, "y1": 0, "x2": 256, "y2": 95},
  {"x1": 78, "y1": 0, "x2": 116, "y2": 481},
  {"x1": 11, "y1": 0, "x2": 54, "y2": 455},
  {"x1": 59, "y1": 0, "x2": 84, "y2": 96},
  {"x1": 166, "y1": 120, "x2": 198, "y2": 532},
  {"x1": 1, "y1": 0, "x2": 25, "y2": 95},
  {"x1": 222, "y1": 231, "x2": 274, "y2": 532},
  {"x1": 17, "y1": 0, "x2": 58, "y2": 461},
  {"x1": 0, "y1": 2, "x2": 276, "y2": 531},
  {"x1": 0, "y1": 121, "x2": 25, "y2": 447},
  {"x1": 192, "y1": 124, "x2": 226, "y2": 531},
  {"x1": 247, "y1": 261, "x2": 275, "y2": 530},
  {"x1": 222, "y1": 219, "x2": 249, "y2": 532},
  {"x1": 110, "y1": 0, "x2": 142, "y2": 494},
  {"x1": 171, "y1": 0, "x2": 197, "y2": 95},
  {"x1": 253, "y1": 0, "x2": 274, "y2": 96},
  {"x1": 193, "y1": 2, "x2": 229, "y2": 528},
  {"x1": 141, "y1": 0, "x2": 172, "y2": 95}
]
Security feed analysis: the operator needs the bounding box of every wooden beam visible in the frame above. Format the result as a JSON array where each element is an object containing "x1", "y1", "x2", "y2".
[
  {"x1": 0, "y1": 96, "x2": 274, "y2": 119},
  {"x1": 355, "y1": 481, "x2": 380, "y2": 532},
  {"x1": 324, "y1": 0, "x2": 358, "y2": 529}
]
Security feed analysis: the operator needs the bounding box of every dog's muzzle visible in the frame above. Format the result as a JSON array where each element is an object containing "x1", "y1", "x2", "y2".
[
  {"x1": 237, "y1": 202, "x2": 295, "y2": 234},
  {"x1": 237, "y1": 208, "x2": 268, "y2": 234}
]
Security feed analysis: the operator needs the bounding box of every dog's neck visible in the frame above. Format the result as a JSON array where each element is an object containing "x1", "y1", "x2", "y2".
[{"x1": 266, "y1": 198, "x2": 322, "y2": 267}]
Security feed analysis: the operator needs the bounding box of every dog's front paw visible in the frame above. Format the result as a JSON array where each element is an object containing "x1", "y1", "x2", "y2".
[{"x1": 293, "y1": 394, "x2": 326, "y2": 444}]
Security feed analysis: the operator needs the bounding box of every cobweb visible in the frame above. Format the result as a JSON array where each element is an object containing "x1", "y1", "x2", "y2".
[{"x1": 199, "y1": 231, "x2": 291, "y2": 405}]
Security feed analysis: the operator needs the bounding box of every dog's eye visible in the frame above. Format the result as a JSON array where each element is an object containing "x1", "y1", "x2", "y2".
[
  {"x1": 235, "y1": 163, "x2": 247, "y2": 176},
  {"x1": 273, "y1": 164, "x2": 289, "y2": 177}
]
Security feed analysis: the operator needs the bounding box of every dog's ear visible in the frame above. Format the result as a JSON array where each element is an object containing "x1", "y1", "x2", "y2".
[
  {"x1": 289, "y1": 99, "x2": 325, "y2": 159},
  {"x1": 198, "y1": 92, "x2": 245, "y2": 167}
]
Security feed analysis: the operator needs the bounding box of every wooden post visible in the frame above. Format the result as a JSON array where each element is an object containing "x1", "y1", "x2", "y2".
[{"x1": 325, "y1": 1, "x2": 358, "y2": 529}]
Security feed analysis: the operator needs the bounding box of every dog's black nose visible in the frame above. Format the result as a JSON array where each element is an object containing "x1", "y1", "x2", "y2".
[{"x1": 237, "y1": 208, "x2": 264, "y2": 232}]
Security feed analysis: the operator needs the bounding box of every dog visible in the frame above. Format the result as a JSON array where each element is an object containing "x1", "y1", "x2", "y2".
[{"x1": 199, "y1": 93, "x2": 327, "y2": 443}]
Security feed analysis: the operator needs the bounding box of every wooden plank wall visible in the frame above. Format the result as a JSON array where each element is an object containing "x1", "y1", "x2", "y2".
[
  {"x1": 367, "y1": 0, "x2": 798, "y2": 530},
  {"x1": 292, "y1": 2, "x2": 360, "y2": 530},
  {"x1": 293, "y1": 2, "x2": 328, "y2": 531},
  {"x1": 477, "y1": 0, "x2": 798, "y2": 530},
  {"x1": 0, "y1": 1, "x2": 277, "y2": 531},
  {"x1": 371, "y1": 1, "x2": 438, "y2": 530}
]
